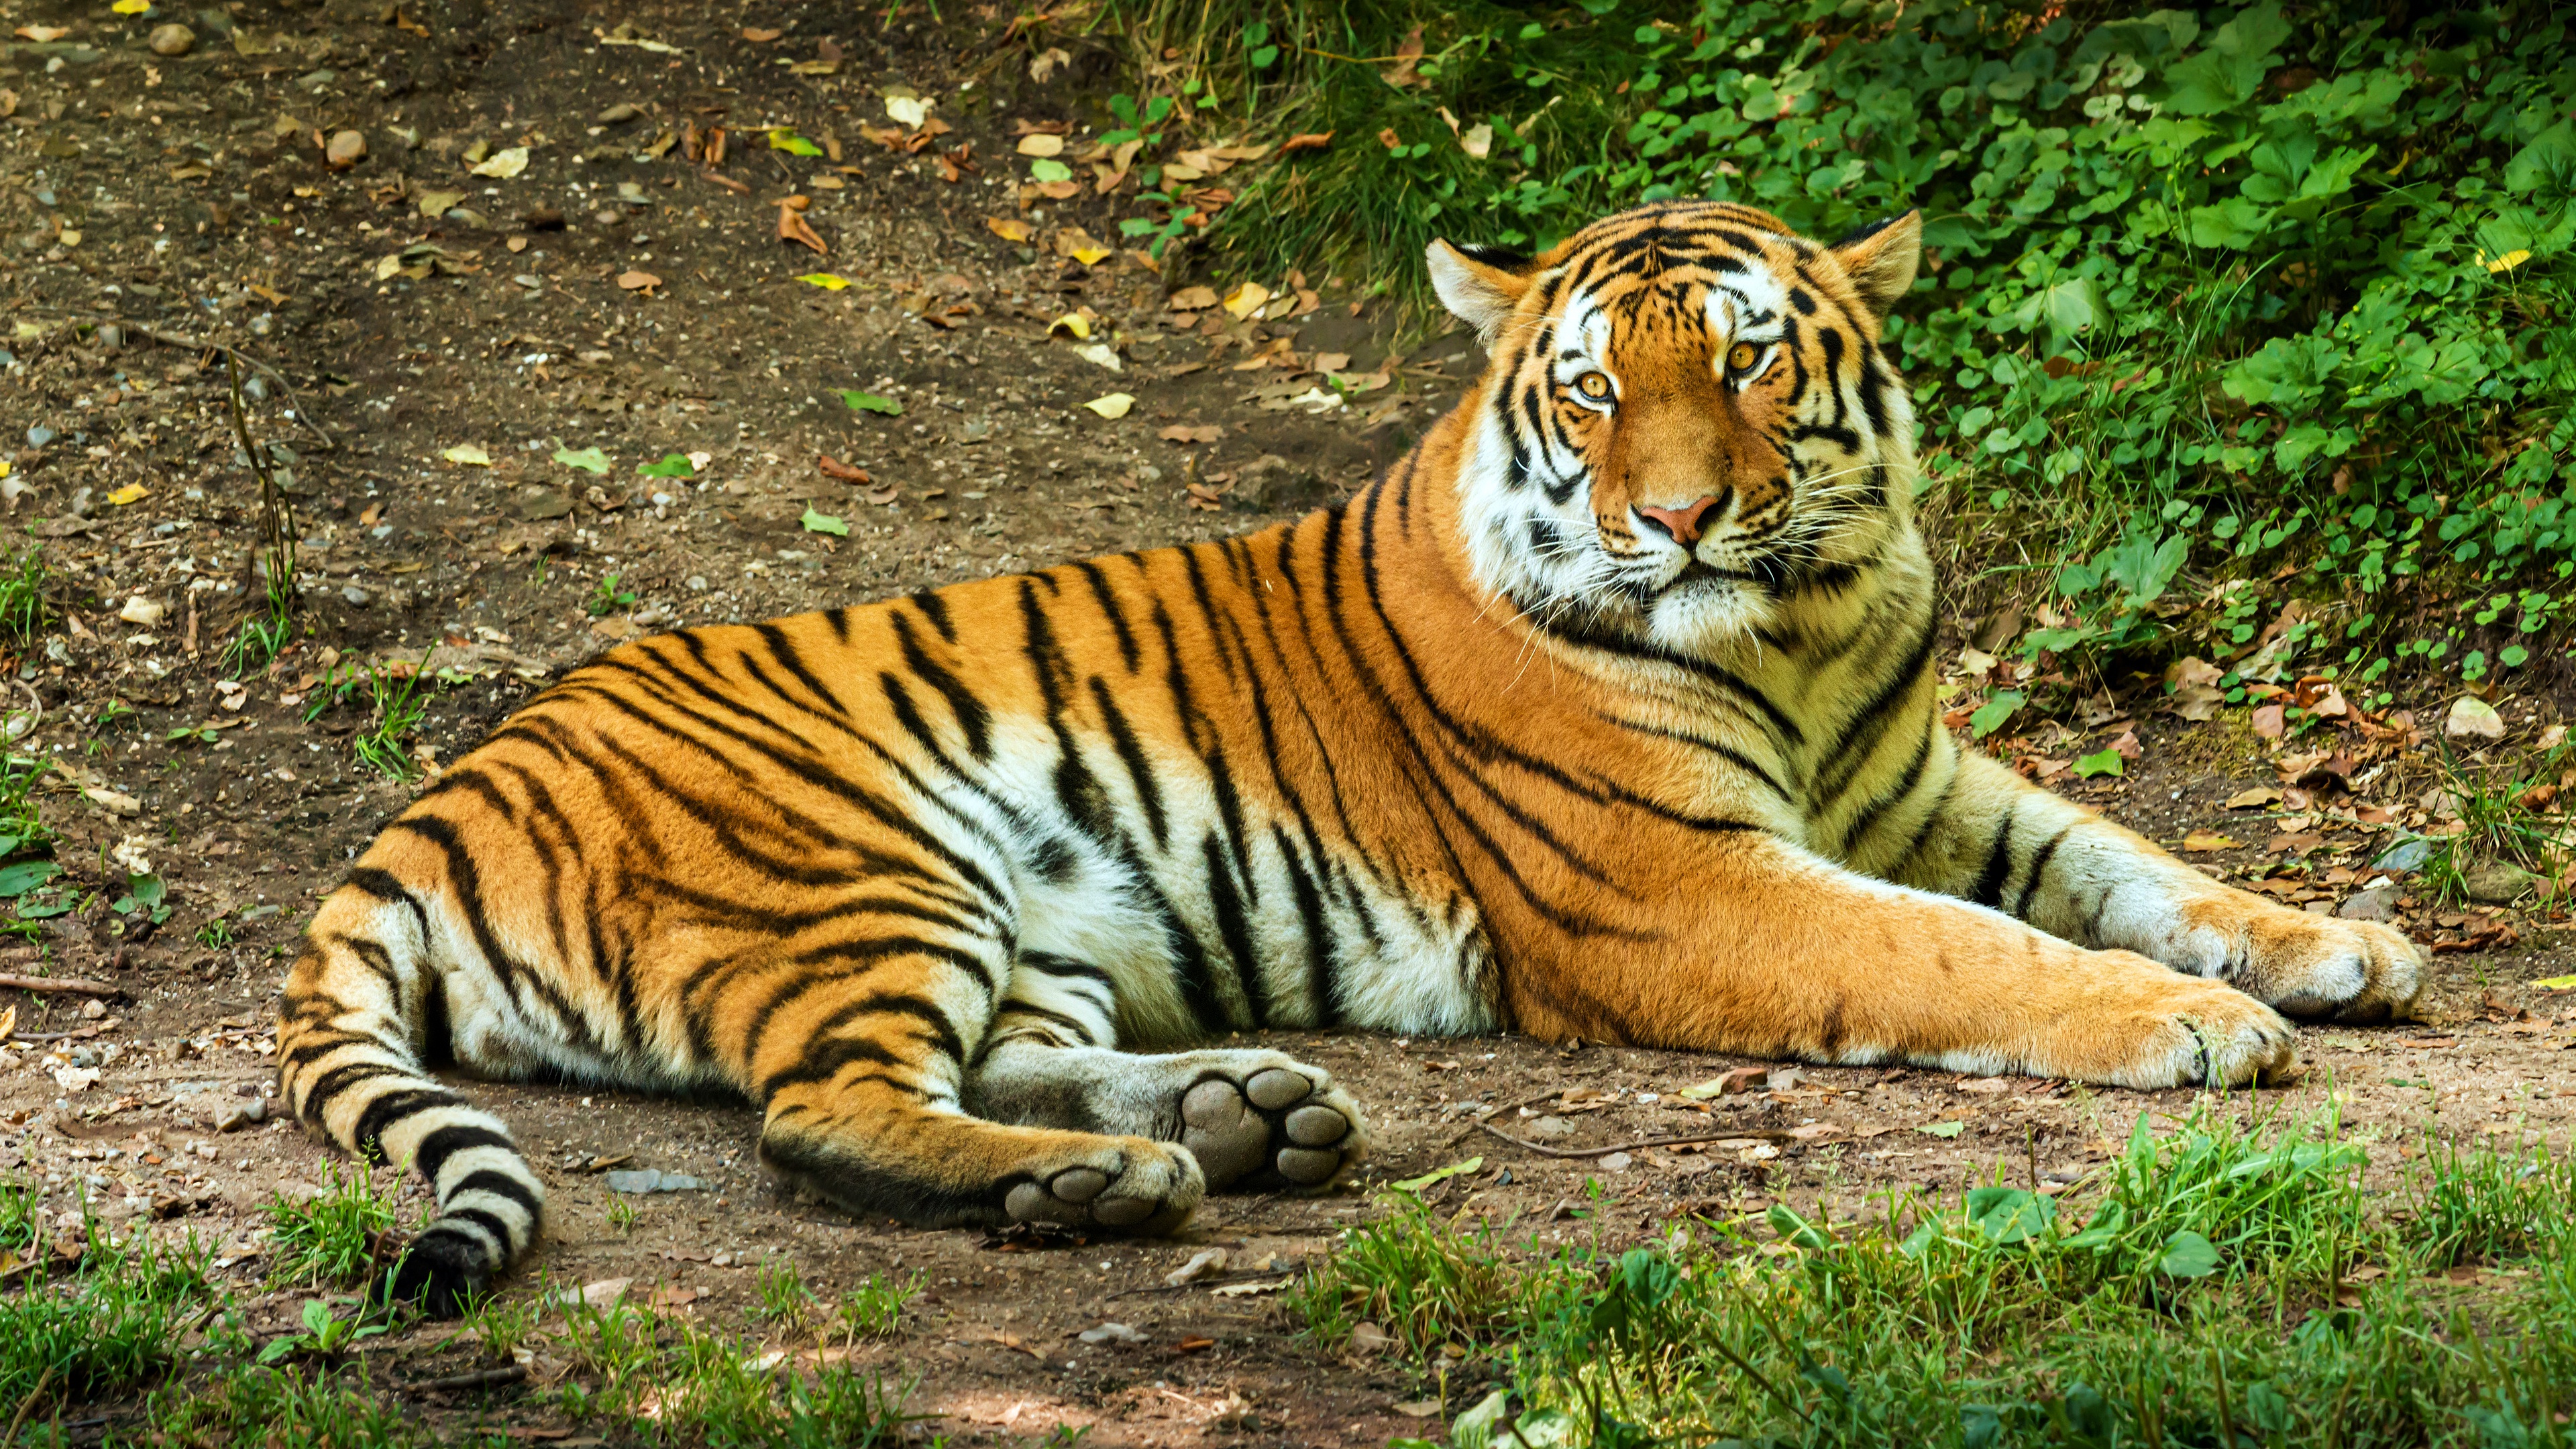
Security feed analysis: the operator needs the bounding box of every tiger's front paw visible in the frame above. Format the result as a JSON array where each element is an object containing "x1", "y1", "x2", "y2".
[
  {"x1": 2178, "y1": 897, "x2": 2424, "y2": 1024},
  {"x1": 2049, "y1": 955, "x2": 2298, "y2": 1089}
]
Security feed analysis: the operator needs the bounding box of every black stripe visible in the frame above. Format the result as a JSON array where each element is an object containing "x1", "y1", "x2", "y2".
[
  {"x1": 415, "y1": 1124, "x2": 517, "y2": 1186},
  {"x1": 1968, "y1": 809, "x2": 2018, "y2": 910},
  {"x1": 2012, "y1": 825, "x2": 2074, "y2": 922}
]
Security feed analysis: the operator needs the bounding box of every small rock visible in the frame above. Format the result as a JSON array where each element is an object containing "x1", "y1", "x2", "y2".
[
  {"x1": 592, "y1": 209, "x2": 622, "y2": 229},
  {"x1": 2373, "y1": 833, "x2": 2433, "y2": 873},
  {"x1": 521, "y1": 207, "x2": 566, "y2": 231},
  {"x1": 118, "y1": 596, "x2": 166, "y2": 626},
  {"x1": 324, "y1": 130, "x2": 366, "y2": 168},
  {"x1": 1163, "y1": 1246, "x2": 1228, "y2": 1286},
  {"x1": 78, "y1": 998, "x2": 106, "y2": 1021},
  {"x1": 2336, "y1": 890, "x2": 2397, "y2": 924},
  {"x1": 2462, "y1": 859, "x2": 2538, "y2": 906},
  {"x1": 514, "y1": 487, "x2": 574, "y2": 522},
  {"x1": 1077, "y1": 1321, "x2": 1145, "y2": 1345},
  {"x1": 597, "y1": 102, "x2": 643, "y2": 125},
  {"x1": 604, "y1": 1169, "x2": 708, "y2": 1194},
  {"x1": 1597, "y1": 1151, "x2": 1633, "y2": 1172},
  {"x1": 1229, "y1": 453, "x2": 1328, "y2": 513},
  {"x1": 148, "y1": 23, "x2": 195, "y2": 56},
  {"x1": 213, "y1": 1097, "x2": 266, "y2": 1132},
  {"x1": 551, "y1": 1277, "x2": 633, "y2": 1309},
  {"x1": 26, "y1": 427, "x2": 55, "y2": 448},
  {"x1": 339, "y1": 586, "x2": 372, "y2": 607},
  {"x1": 1525, "y1": 1114, "x2": 1576, "y2": 1139}
]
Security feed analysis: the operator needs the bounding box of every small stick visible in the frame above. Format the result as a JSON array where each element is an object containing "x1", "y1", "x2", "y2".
[
  {"x1": 413, "y1": 1364, "x2": 529, "y2": 1393},
  {"x1": 0, "y1": 974, "x2": 122, "y2": 997},
  {"x1": 1473, "y1": 1120, "x2": 1801, "y2": 1160},
  {"x1": 1439, "y1": 1089, "x2": 1570, "y2": 1150},
  {"x1": 4, "y1": 1364, "x2": 55, "y2": 1446}
]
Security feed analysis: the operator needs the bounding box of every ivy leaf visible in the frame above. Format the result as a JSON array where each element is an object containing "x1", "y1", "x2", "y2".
[
  {"x1": 553, "y1": 446, "x2": 612, "y2": 474},
  {"x1": 2073, "y1": 748, "x2": 2125, "y2": 779},
  {"x1": 837, "y1": 390, "x2": 902, "y2": 417},
  {"x1": 767, "y1": 129, "x2": 824, "y2": 156},
  {"x1": 1028, "y1": 158, "x2": 1074, "y2": 183},
  {"x1": 799, "y1": 509, "x2": 849, "y2": 537},
  {"x1": 1969, "y1": 690, "x2": 2025, "y2": 739},
  {"x1": 0, "y1": 861, "x2": 60, "y2": 898},
  {"x1": 636, "y1": 453, "x2": 695, "y2": 478}
]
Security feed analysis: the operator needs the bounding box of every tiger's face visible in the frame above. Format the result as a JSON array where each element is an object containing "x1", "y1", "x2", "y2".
[{"x1": 1428, "y1": 202, "x2": 1921, "y2": 654}]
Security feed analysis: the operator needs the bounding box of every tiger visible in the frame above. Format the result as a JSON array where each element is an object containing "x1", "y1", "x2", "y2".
[{"x1": 277, "y1": 200, "x2": 2422, "y2": 1313}]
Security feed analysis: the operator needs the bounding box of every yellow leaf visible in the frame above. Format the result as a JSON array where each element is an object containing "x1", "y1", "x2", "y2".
[
  {"x1": 2534, "y1": 975, "x2": 2576, "y2": 991},
  {"x1": 1068, "y1": 245, "x2": 1112, "y2": 266},
  {"x1": 1222, "y1": 282, "x2": 1271, "y2": 320},
  {"x1": 1083, "y1": 392, "x2": 1135, "y2": 419},
  {"x1": 111, "y1": 0, "x2": 151, "y2": 12},
  {"x1": 468, "y1": 146, "x2": 529, "y2": 179},
  {"x1": 1015, "y1": 133, "x2": 1065, "y2": 158},
  {"x1": 2485, "y1": 248, "x2": 2532, "y2": 274},
  {"x1": 1049, "y1": 312, "x2": 1091, "y2": 340},
  {"x1": 985, "y1": 216, "x2": 1032, "y2": 244},
  {"x1": 441, "y1": 444, "x2": 492, "y2": 467},
  {"x1": 0, "y1": 1003, "x2": 13, "y2": 1044},
  {"x1": 796, "y1": 272, "x2": 852, "y2": 290},
  {"x1": 106, "y1": 484, "x2": 149, "y2": 506},
  {"x1": 0, "y1": 460, "x2": 10, "y2": 480},
  {"x1": 2180, "y1": 830, "x2": 2241, "y2": 853}
]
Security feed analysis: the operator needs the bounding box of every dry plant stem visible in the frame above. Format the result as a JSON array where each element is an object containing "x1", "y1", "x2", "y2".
[
  {"x1": 225, "y1": 352, "x2": 299, "y2": 615},
  {"x1": 0, "y1": 973, "x2": 122, "y2": 996},
  {"x1": 3, "y1": 1364, "x2": 54, "y2": 1448},
  {"x1": 415, "y1": 1364, "x2": 530, "y2": 1393},
  {"x1": 22, "y1": 314, "x2": 337, "y2": 453},
  {"x1": 1473, "y1": 1120, "x2": 1799, "y2": 1159}
]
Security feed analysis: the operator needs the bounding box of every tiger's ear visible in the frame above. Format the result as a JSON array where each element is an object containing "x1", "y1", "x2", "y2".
[
  {"x1": 1829, "y1": 210, "x2": 1921, "y2": 318},
  {"x1": 1426, "y1": 239, "x2": 1536, "y2": 345}
]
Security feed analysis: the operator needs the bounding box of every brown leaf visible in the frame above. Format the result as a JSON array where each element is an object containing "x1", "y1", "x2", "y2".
[
  {"x1": 1277, "y1": 131, "x2": 1334, "y2": 154},
  {"x1": 1383, "y1": 25, "x2": 1425, "y2": 87},
  {"x1": 776, "y1": 203, "x2": 827, "y2": 255},
  {"x1": 1167, "y1": 286, "x2": 1220, "y2": 311},
  {"x1": 2251, "y1": 703, "x2": 2286, "y2": 739},
  {"x1": 818, "y1": 455, "x2": 873, "y2": 484},
  {"x1": 2224, "y1": 786, "x2": 2284, "y2": 809},
  {"x1": 1159, "y1": 425, "x2": 1223, "y2": 444},
  {"x1": 615, "y1": 269, "x2": 663, "y2": 293},
  {"x1": 741, "y1": 26, "x2": 782, "y2": 41},
  {"x1": 2182, "y1": 830, "x2": 2241, "y2": 853}
]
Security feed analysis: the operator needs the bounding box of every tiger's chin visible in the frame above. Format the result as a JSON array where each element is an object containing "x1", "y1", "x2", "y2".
[{"x1": 1643, "y1": 571, "x2": 1772, "y2": 655}]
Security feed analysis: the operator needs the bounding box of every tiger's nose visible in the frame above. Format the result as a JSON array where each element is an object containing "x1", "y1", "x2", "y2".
[{"x1": 1636, "y1": 494, "x2": 1722, "y2": 545}]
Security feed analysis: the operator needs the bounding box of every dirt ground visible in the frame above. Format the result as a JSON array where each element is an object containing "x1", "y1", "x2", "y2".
[{"x1": 2, "y1": 1, "x2": 2575, "y2": 1444}]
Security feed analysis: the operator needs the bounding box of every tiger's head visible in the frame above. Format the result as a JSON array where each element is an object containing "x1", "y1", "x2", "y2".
[{"x1": 1428, "y1": 201, "x2": 1921, "y2": 654}]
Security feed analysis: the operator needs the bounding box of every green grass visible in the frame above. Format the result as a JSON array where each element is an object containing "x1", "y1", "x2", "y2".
[
  {"x1": 1313, "y1": 1108, "x2": 2576, "y2": 1448},
  {"x1": 265, "y1": 1163, "x2": 405, "y2": 1290},
  {"x1": 136, "y1": 1364, "x2": 496, "y2": 1449},
  {"x1": 547, "y1": 1292, "x2": 919, "y2": 1446},
  {"x1": 0, "y1": 552, "x2": 47, "y2": 647},
  {"x1": 0, "y1": 1203, "x2": 230, "y2": 1430},
  {"x1": 835, "y1": 1273, "x2": 921, "y2": 1342}
]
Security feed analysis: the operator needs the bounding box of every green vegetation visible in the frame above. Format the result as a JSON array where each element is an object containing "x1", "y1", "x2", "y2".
[
  {"x1": 1081, "y1": 1, "x2": 2576, "y2": 702},
  {"x1": 0, "y1": 553, "x2": 48, "y2": 647},
  {"x1": 265, "y1": 1163, "x2": 405, "y2": 1290},
  {"x1": 835, "y1": 1272, "x2": 922, "y2": 1342},
  {"x1": 0, "y1": 1211, "x2": 233, "y2": 1430},
  {"x1": 547, "y1": 1291, "x2": 918, "y2": 1447},
  {"x1": 1302, "y1": 1109, "x2": 2576, "y2": 1448},
  {"x1": 585, "y1": 572, "x2": 638, "y2": 618}
]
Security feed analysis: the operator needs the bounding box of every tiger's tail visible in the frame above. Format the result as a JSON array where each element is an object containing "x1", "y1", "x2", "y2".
[{"x1": 276, "y1": 865, "x2": 545, "y2": 1316}]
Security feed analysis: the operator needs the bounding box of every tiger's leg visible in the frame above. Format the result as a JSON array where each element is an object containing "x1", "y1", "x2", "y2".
[
  {"x1": 1876, "y1": 749, "x2": 2421, "y2": 1022},
  {"x1": 745, "y1": 930, "x2": 1210, "y2": 1234},
  {"x1": 964, "y1": 955, "x2": 1366, "y2": 1194}
]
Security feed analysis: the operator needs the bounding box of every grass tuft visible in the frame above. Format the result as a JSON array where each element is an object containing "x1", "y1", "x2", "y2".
[{"x1": 265, "y1": 1162, "x2": 405, "y2": 1290}]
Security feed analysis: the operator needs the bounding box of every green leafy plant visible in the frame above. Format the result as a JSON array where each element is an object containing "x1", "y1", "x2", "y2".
[
  {"x1": 110, "y1": 870, "x2": 170, "y2": 928},
  {"x1": 585, "y1": 573, "x2": 639, "y2": 618},
  {"x1": 256, "y1": 1297, "x2": 392, "y2": 1364},
  {"x1": 836, "y1": 1272, "x2": 922, "y2": 1342},
  {"x1": 353, "y1": 667, "x2": 435, "y2": 781}
]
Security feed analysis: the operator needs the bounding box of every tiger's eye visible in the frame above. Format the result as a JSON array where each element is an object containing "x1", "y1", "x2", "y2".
[
  {"x1": 1575, "y1": 371, "x2": 1612, "y2": 400},
  {"x1": 1727, "y1": 342, "x2": 1762, "y2": 374}
]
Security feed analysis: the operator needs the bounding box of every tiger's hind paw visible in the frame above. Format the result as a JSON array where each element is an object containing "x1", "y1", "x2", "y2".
[
  {"x1": 1177, "y1": 1062, "x2": 1366, "y2": 1191},
  {"x1": 1002, "y1": 1140, "x2": 1202, "y2": 1236}
]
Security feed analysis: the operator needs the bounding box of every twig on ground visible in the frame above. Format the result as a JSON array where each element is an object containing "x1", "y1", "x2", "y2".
[
  {"x1": 0, "y1": 973, "x2": 122, "y2": 997},
  {"x1": 3, "y1": 1364, "x2": 55, "y2": 1447},
  {"x1": 1473, "y1": 1120, "x2": 1799, "y2": 1160},
  {"x1": 413, "y1": 1364, "x2": 529, "y2": 1393}
]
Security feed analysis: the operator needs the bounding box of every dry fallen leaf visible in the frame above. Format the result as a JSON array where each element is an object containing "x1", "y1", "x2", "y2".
[
  {"x1": 1167, "y1": 286, "x2": 1220, "y2": 312},
  {"x1": 1083, "y1": 392, "x2": 1136, "y2": 419},
  {"x1": 1159, "y1": 425, "x2": 1223, "y2": 444},
  {"x1": 2181, "y1": 830, "x2": 2241, "y2": 853},
  {"x1": 1222, "y1": 282, "x2": 1271, "y2": 319},
  {"x1": 985, "y1": 216, "x2": 1033, "y2": 244},
  {"x1": 1016, "y1": 133, "x2": 1065, "y2": 158},
  {"x1": 468, "y1": 145, "x2": 529, "y2": 178},
  {"x1": 2224, "y1": 786, "x2": 2284, "y2": 810},
  {"x1": 777, "y1": 202, "x2": 827, "y2": 255},
  {"x1": 2445, "y1": 695, "x2": 2506, "y2": 741},
  {"x1": 741, "y1": 26, "x2": 782, "y2": 41},
  {"x1": 818, "y1": 455, "x2": 872, "y2": 483},
  {"x1": 616, "y1": 269, "x2": 662, "y2": 293},
  {"x1": 441, "y1": 444, "x2": 492, "y2": 467},
  {"x1": 1277, "y1": 131, "x2": 1334, "y2": 154}
]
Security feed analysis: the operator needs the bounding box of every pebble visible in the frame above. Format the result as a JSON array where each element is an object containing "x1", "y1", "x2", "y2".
[
  {"x1": 597, "y1": 102, "x2": 643, "y2": 125},
  {"x1": 1163, "y1": 1246, "x2": 1228, "y2": 1285},
  {"x1": 325, "y1": 129, "x2": 366, "y2": 169},
  {"x1": 25, "y1": 426, "x2": 54, "y2": 448},
  {"x1": 1077, "y1": 1322, "x2": 1144, "y2": 1345},
  {"x1": 2337, "y1": 890, "x2": 2396, "y2": 924},
  {"x1": 148, "y1": 23, "x2": 194, "y2": 56},
  {"x1": 604, "y1": 1169, "x2": 708, "y2": 1194},
  {"x1": 213, "y1": 1097, "x2": 267, "y2": 1132},
  {"x1": 339, "y1": 586, "x2": 372, "y2": 607}
]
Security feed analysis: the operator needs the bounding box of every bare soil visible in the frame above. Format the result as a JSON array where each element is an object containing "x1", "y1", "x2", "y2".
[{"x1": 2, "y1": 1, "x2": 2573, "y2": 1444}]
